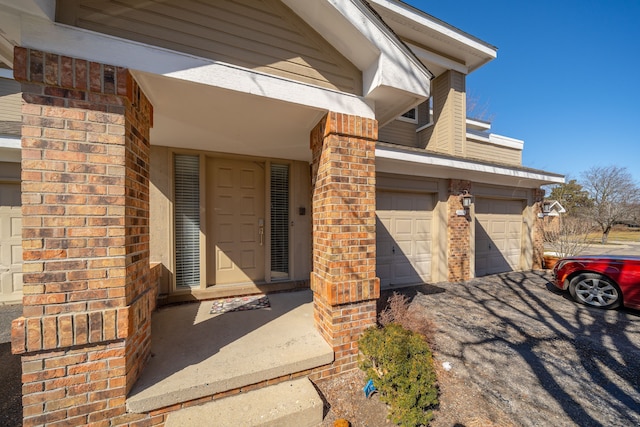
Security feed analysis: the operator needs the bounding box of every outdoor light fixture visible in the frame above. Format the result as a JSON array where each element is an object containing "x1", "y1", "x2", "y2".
[
  {"x1": 460, "y1": 190, "x2": 473, "y2": 208},
  {"x1": 542, "y1": 201, "x2": 552, "y2": 214}
]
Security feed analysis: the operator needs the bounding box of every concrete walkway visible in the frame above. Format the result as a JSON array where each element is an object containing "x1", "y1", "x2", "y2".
[{"x1": 126, "y1": 290, "x2": 333, "y2": 413}]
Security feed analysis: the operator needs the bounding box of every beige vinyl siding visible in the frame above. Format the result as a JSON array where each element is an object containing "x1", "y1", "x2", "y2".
[
  {"x1": 57, "y1": 0, "x2": 362, "y2": 95},
  {"x1": 466, "y1": 139, "x2": 522, "y2": 166},
  {"x1": 417, "y1": 100, "x2": 431, "y2": 127},
  {"x1": 425, "y1": 74, "x2": 451, "y2": 153},
  {"x1": 420, "y1": 71, "x2": 465, "y2": 155},
  {"x1": 450, "y1": 71, "x2": 466, "y2": 157},
  {"x1": 0, "y1": 78, "x2": 21, "y2": 124},
  {"x1": 379, "y1": 120, "x2": 417, "y2": 148}
]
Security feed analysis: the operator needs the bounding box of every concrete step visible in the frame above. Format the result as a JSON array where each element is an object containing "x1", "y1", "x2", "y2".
[{"x1": 165, "y1": 378, "x2": 323, "y2": 427}]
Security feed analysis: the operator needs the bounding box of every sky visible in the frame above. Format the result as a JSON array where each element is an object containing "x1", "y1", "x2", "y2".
[{"x1": 404, "y1": 0, "x2": 640, "y2": 186}]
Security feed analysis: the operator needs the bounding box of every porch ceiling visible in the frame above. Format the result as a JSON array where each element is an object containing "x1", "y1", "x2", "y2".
[{"x1": 134, "y1": 71, "x2": 326, "y2": 162}]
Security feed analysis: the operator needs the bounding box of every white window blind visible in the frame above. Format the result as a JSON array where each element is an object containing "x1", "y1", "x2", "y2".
[
  {"x1": 174, "y1": 155, "x2": 200, "y2": 288},
  {"x1": 270, "y1": 164, "x2": 289, "y2": 278}
]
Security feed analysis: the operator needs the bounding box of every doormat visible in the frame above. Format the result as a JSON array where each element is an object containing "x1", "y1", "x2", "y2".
[{"x1": 210, "y1": 295, "x2": 270, "y2": 315}]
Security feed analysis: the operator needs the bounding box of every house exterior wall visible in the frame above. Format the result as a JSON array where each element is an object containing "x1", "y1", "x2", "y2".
[
  {"x1": 466, "y1": 138, "x2": 522, "y2": 165},
  {"x1": 149, "y1": 146, "x2": 172, "y2": 297},
  {"x1": 0, "y1": 77, "x2": 22, "y2": 121},
  {"x1": 11, "y1": 47, "x2": 156, "y2": 426},
  {"x1": 419, "y1": 70, "x2": 466, "y2": 156},
  {"x1": 56, "y1": 0, "x2": 363, "y2": 95},
  {"x1": 378, "y1": 119, "x2": 418, "y2": 148}
]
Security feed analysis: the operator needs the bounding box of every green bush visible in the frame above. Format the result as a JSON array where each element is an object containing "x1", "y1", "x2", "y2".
[{"x1": 359, "y1": 323, "x2": 438, "y2": 426}]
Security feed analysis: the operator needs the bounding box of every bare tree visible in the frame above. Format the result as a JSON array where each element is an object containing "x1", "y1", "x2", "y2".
[
  {"x1": 466, "y1": 90, "x2": 495, "y2": 122},
  {"x1": 543, "y1": 215, "x2": 593, "y2": 256},
  {"x1": 581, "y1": 165, "x2": 639, "y2": 244}
]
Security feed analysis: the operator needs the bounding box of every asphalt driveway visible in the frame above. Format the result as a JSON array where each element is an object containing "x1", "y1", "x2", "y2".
[{"x1": 399, "y1": 271, "x2": 640, "y2": 427}]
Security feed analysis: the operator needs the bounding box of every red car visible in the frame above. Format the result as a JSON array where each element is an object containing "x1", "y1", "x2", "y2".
[{"x1": 552, "y1": 255, "x2": 640, "y2": 310}]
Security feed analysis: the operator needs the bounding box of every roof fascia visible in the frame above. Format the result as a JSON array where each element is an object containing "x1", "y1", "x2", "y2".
[
  {"x1": 368, "y1": 0, "x2": 497, "y2": 72},
  {"x1": 376, "y1": 144, "x2": 565, "y2": 187}
]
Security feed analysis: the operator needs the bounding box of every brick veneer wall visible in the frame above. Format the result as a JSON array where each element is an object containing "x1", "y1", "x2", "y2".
[
  {"x1": 447, "y1": 179, "x2": 472, "y2": 281},
  {"x1": 309, "y1": 112, "x2": 380, "y2": 377},
  {"x1": 532, "y1": 189, "x2": 545, "y2": 269},
  {"x1": 11, "y1": 47, "x2": 154, "y2": 426}
]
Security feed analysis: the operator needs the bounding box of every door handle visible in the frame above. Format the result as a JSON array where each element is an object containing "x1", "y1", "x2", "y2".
[{"x1": 258, "y1": 219, "x2": 264, "y2": 246}]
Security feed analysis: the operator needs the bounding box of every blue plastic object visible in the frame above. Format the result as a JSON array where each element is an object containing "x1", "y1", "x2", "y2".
[{"x1": 363, "y1": 379, "x2": 377, "y2": 398}]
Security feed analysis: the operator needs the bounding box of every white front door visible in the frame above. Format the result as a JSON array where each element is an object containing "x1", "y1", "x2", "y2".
[
  {"x1": 208, "y1": 158, "x2": 265, "y2": 285},
  {"x1": 0, "y1": 182, "x2": 22, "y2": 303}
]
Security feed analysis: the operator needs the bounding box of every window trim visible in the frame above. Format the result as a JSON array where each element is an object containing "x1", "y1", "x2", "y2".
[{"x1": 397, "y1": 107, "x2": 418, "y2": 124}]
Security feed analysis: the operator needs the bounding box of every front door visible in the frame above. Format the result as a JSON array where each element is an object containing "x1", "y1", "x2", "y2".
[{"x1": 208, "y1": 158, "x2": 265, "y2": 285}]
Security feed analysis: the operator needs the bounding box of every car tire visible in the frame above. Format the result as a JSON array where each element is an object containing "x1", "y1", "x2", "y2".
[{"x1": 568, "y1": 273, "x2": 622, "y2": 309}]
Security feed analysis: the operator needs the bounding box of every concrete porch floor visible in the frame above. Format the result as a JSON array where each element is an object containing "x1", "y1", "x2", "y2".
[{"x1": 126, "y1": 290, "x2": 334, "y2": 413}]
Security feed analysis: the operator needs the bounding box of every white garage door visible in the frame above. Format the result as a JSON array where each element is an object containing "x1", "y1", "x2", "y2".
[
  {"x1": 376, "y1": 191, "x2": 433, "y2": 287},
  {"x1": 475, "y1": 198, "x2": 523, "y2": 277},
  {"x1": 0, "y1": 182, "x2": 22, "y2": 303}
]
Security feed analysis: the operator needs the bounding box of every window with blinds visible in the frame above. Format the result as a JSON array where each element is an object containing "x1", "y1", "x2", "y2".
[
  {"x1": 270, "y1": 164, "x2": 289, "y2": 279},
  {"x1": 174, "y1": 154, "x2": 200, "y2": 288}
]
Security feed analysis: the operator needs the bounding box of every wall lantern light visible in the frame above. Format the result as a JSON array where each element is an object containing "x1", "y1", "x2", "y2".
[
  {"x1": 460, "y1": 190, "x2": 473, "y2": 208},
  {"x1": 542, "y1": 201, "x2": 551, "y2": 214}
]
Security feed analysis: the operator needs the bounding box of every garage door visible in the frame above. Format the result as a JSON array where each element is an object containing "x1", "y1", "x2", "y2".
[
  {"x1": 475, "y1": 198, "x2": 523, "y2": 276},
  {"x1": 376, "y1": 191, "x2": 433, "y2": 287},
  {"x1": 0, "y1": 182, "x2": 22, "y2": 303}
]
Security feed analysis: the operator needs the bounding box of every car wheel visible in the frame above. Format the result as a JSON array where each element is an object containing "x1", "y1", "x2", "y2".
[{"x1": 568, "y1": 273, "x2": 622, "y2": 309}]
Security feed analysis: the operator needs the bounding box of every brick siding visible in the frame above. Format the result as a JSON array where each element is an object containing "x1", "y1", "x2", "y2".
[
  {"x1": 447, "y1": 179, "x2": 472, "y2": 281},
  {"x1": 309, "y1": 112, "x2": 380, "y2": 375},
  {"x1": 11, "y1": 47, "x2": 154, "y2": 427}
]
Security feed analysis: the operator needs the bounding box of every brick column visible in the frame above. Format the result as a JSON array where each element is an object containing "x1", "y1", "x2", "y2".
[
  {"x1": 448, "y1": 179, "x2": 472, "y2": 281},
  {"x1": 532, "y1": 188, "x2": 545, "y2": 269},
  {"x1": 11, "y1": 47, "x2": 154, "y2": 426},
  {"x1": 309, "y1": 112, "x2": 379, "y2": 376}
]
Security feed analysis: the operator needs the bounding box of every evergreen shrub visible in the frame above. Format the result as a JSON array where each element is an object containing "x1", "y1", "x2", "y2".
[{"x1": 359, "y1": 323, "x2": 438, "y2": 426}]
